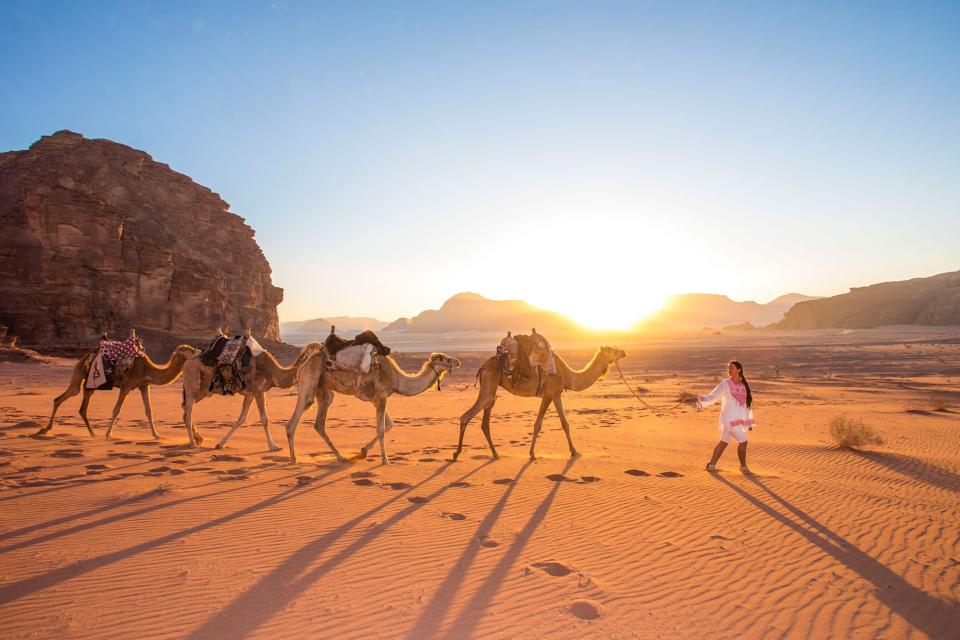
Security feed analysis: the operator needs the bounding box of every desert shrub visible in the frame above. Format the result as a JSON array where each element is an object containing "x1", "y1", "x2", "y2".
[
  {"x1": 829, "y1": 416, "x2": 884, "y2": 449},
  {"x1": 676, "y1": 390, "x2": 698, "y2": 403},
  {"x1": 929, "y1": 392, "x2": 951, "y2": 412}
]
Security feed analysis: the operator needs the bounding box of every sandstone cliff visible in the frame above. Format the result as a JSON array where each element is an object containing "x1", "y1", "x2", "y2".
[
  {"x1": 0, "y1": 131, "x2": 283, "y2": 356},
  {"x1": 777, "y1": 270, "x2": 960, "y2": 329}
]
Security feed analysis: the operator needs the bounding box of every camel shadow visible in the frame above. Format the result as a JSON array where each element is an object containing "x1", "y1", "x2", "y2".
[
  {"x1": 405, "y1": 460, "x2": 535, "y2": 639},
  {"x1": 442, "y1": 457, "x2": 576, "y2": 638},
  {"x1": 849, "y1": 449, "x2": 960, "y2": 493},
  {"x1": 715, "y1": 474, "x2": 954, "y2": 638},
  {"x1": 183, "y1": 460, "x2": 494, "y2": 640},
  {"x1": 0, "y1": 467, "x2": 349, "y2": 605}
]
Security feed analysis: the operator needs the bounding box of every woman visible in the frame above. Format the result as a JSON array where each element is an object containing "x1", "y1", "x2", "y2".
[{"x1": 696, "y1": 360, "x2": 755, "y2": 473}]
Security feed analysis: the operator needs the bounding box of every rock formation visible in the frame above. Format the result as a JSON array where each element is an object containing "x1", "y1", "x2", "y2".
[
  {"x1": 777, "y1": 270, "x2": 960, "y2": 329},
  {"x1": 0, "y1": 131, "x2": 283, "y2": 356},
  {"x1": 385, "y1": 292, "x2": 580, "y2": 334}
]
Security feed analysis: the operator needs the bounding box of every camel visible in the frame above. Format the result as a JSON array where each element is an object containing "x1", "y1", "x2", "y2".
[
  {"x1": 39, "y1": 336, "x2": 200, "y2": 440},
  {"x1": 180, "y1": 340, "x2": 322, "y2": 450},
  {"x1": 455, "y1": 346, "x2": 627, "y2": 461},
  {"x1": 284, "y1": 350, "x2": 461, "y2": 464}
]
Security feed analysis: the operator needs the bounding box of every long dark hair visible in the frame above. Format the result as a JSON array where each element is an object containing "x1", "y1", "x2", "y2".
[{"x1": 730, "y1": 360, "x2": 752, "y2": 408}]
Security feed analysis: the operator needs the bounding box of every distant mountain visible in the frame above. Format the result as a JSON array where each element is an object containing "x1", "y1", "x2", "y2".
[
  {"x1": 776, "y1": 270, "x2": 960, "y2": 329},
  {"x1": 282, "y1": 315, "x2": 389, "y2": 337},
  {"x1": 383, "y1": 292, "x2": 581, "y2": 334},
  {"x1": 643, "y1": 293, "x2": 820, "y2": 330}
]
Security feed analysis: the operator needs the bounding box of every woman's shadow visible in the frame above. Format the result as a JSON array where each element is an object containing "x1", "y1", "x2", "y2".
[{"x1": 713, "y1": 473, "x2": 955, "y2": 638}]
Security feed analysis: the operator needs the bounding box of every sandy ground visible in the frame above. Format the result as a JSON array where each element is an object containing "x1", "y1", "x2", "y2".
[{"x1": 1, "y1": 332, "x2": 959, "y2": 639}]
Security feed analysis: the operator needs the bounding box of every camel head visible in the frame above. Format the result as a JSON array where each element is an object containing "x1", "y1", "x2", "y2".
[
  {"x1": 599, "y1": 346, "x2": 627, "y2": 363},
  {"x1": 429, "y1": 352, "x2": 462, "y2": 373},
  {"x1": 175, "y1": 345, "x2": 201, "y2": 360}
]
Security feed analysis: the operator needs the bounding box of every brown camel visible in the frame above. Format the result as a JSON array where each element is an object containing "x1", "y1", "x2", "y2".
[
  {"x1": 455, "y1": 346, "x2": 627, "y2": 461},
  {"x1": 40, "y1": 341, "x2": 200, "y2": 439},
  {"x1": 180, "y1": 341, "x2": 322, "y2": 450},
  {"x1": 284, "y1": 350, "x2": 461, "y2": 464}
]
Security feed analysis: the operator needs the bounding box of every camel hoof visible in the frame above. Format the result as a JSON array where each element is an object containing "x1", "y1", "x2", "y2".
[
  {"x1": 214, "y1": 443, "x2": 225, "y2": 449},
  {"x1": 194, "y1": 435, "x2": 204, "y2": 446},
  {"x1": 358, "y1": 447, "x2": 369, "y2": 459},
  {"x1": 268, "y1": 445, "x2": 281, "y2": 452},
  {"x1": 529, "y1": 454, "x2": 537, "y2": 461},
  {"x1": 569, "y1": 450, "x2": 580, "y2": 458}
]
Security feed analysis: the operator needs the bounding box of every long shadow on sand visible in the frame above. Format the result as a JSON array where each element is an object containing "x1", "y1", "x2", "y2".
[
  {"x1": 0, "y1": 466, "x2": 349, "y2": 605},
  {"x1": 439, "y1": 458, "x2": 576, "y2": 639},
  {"x1": 183, "y1": 460, "x2": 495, "y2": 640},
  {"x1": 849, "y1": 449, "x2": 960, "y2": 494},
  {"x1": 405, "y1": 460, "x2": 535, "y2": 639},
  {"x1": 716, "y1": 474, "x2": 954, "y2": 639}
]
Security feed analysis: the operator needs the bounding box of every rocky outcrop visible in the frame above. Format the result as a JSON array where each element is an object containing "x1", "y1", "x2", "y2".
[
  {"x1": 777, "y1": 270, "x2": 960, "y2": 329},
  {"x1": 0, "y1": 131, "x2": 283, "y2": 356},
  {"x1": 643, "y1": 293, "x2": 820, "y2": 330},
  {"x1": 387, "y1": 292, "x2": 580, "y2": 334}
]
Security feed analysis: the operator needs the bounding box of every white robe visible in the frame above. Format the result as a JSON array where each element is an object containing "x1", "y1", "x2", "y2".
[{"x1": 698, "y1": 378, "x2": 756, "y2": 434}]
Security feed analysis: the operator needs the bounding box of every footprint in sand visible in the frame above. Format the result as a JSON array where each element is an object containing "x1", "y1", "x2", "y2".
[
  {"x1": 569, "y1": 599, "x2": 602, "y2": 620},
  {"x1": 418, "y1": 457, "x2": 439, "y2": 463},
  {"x1": 21, "y1": 465, "x2": 45, "y2": 473},
  {"x1": 169, "y1": 469, "x2": 187, "y2": 476},
  {"x1": 580, "y1": 476, "x2": 601, "y2": 483},
  {"x1": 296, "y1": 475, "x2": 317, "y2": 486},
  {"x1": 261, "y1": 455, "x2": 289, "y2": 462},
  {"x1": 85, "y1": 464, "x2": 111, "y2": 470},
  {"x1": 658, "y1": 471, "x2": 683, "y2": 478},
  {"x1": 353, "y1": 478, "x2": 375, "y2": 486},
  {"x1": 625, "y1": 469, "x2": 650, "y2": 477},
  {"x1": 385, "y1": 481, "x2": 411, "y2": 490},
  {"x1": 351, "y1": 471, "x2": 377, "y2": 478},
  {"x1": 443, "y1": 512, "x2": 466, "y2": 521},
  {"x1": 546, "y1": 474, "x2": 572, "y2": 482},
  {"x1": 219, "y1": 474, "x2": 250, "y2": 481},
  {"x1": 531, "y1": 561, "x2": 574, "y2": 577},
  {"x1": 148, "y1": 466, "x2": 173, "y2": 473},
  {"x1": 407, "y1": 496, "x2": 429, "y2": 504},
  {"x1": 710, "y1": 534, "x2": 732, "y2": 541},
  {"x1": 448, "y1": 481, "x2": 472, "y2": 488},
  {"x1": 224, "y1": 468, "x2": 249, "y2": 475},
  {"x1": 470, "y1": 455, "x2": 488, "y2": 460},
  {"x1": 492, "y1": 478, "x2": 514, "y2": 485},
  {"x1": 211, "y1": 454, "x2": 245, "y2": 463},
  {"x1": 478, "y1": 535, "x2": 499, "y2": 548},
  {"x1": 51, "y1": 449, "x2": 85, "y2": 458}
]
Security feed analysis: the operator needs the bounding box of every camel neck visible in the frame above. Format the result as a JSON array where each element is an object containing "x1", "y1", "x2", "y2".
[
  {"x1": 560, "y1": 351, "x2": 609, "y2": 392},
  {"x1": 394, "y1": 361, "x2": 443, "y2": 397},
  {"x1": 145, "y1": 353, "x2": 186, "y2": 385}
]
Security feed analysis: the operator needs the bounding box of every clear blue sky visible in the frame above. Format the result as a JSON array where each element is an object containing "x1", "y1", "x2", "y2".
[{"x1": 2, "y1": 1, "x2": 958, "y2": 327}]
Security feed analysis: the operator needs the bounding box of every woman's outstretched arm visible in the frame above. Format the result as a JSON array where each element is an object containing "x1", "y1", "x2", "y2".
[{"x1": 698, "y1": 380, "x2": 725, "y2": 408}]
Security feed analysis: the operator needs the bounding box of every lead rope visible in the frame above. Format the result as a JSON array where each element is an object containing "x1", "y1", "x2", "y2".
[{"x1": 615, "y1": 360, "x2": 686, "y2": 414}]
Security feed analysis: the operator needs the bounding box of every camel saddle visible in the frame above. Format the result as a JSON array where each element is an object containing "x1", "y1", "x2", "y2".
[
  {"x1": 85, "y1": 335, "x2": 146, "y2": 390},
  {"x1": 323, "y1": 329, "x2": 391, "y2": 357},
  {"x1": 496, "y1": 330, "x2": 556, "y2": 396},
  {"x1": 199, "y1": 334, "x2": 265, "y2": 395}
]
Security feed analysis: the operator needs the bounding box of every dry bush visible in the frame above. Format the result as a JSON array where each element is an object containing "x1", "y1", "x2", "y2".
[
  {"x1": 829, "y1": 416, "x2": 884, "y2": 449},
  {"x1": 676, "y1": 390, "x2": 698, "y2": 403},
  {"x1": 929, "y1": 392, "x2": 951, "y2": 412}
]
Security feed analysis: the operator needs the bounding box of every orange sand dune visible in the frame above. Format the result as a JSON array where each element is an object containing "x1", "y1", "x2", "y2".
[{"x1": 1, "y1": 335, "x2": 958, "y2": 639}]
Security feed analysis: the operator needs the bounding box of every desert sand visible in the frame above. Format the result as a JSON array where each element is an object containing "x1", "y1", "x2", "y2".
[{"x1": 1, "y1": 331, "x2": 958, "y2": 639}]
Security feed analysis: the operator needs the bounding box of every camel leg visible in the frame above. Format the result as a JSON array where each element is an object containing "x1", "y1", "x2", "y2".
[
  {"x1": 104, "y1": 388, "x2": 132, "y2": 440},
  {"x1": 480, "y1": 406, "x2": 500, "y2": 459},
  {"x1": 553, "y1": 394, "x2": 578, "y2": 457},
  {"x1": 374, "y1": 399, "x2": 389, "y2": 464},
  {"x1": 140, "y1": 386, "x2": 160, "y2": 439},
  {"x1": 528, "y1": 395, "x2": 552, "y2": 461},
  {"x1": 359, "y1": 410, "x2": 394, "y2": 459},
  {"x1": 255, "y1": 393, "x2": 281, "y2": 452},
  {"x1": 182, "y1": 393, "x2": 204, "y2": 448},
  {"x1": 216, "y1": 394, "x2": 254, "y2": 449},
  {"x1": 39, "y1": 377, "x2": 85, "y2": 436},
  {"x1": 313, "y1": 388, "x2": 345, "y2": 462},
  {"x1": 284, "y1": 384, "x2": 316, "y2": 464},
  {"x1": 455, "y1": 371, "x2": 499, "y2": 461},
  {"x1": 78, "y1": 388, "x2": 96, "y2": 437}
]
